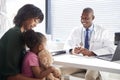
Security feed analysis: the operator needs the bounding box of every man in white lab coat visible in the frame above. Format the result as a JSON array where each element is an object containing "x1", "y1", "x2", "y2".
[{"x1": 63, "y1": 7, "x2": 115, "y2": 80}]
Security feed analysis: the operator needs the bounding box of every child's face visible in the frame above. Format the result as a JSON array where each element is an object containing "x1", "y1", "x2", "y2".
[{"x1": 39, "y1": 41, "x2": 47, "y2": 51}]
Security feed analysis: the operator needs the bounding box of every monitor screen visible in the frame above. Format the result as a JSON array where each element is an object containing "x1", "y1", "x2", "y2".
[{"x1": 115, "y1": 32, "x2": 120, "y2": 45}]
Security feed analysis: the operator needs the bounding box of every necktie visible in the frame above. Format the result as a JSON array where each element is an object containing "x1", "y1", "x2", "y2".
[{"x1": 85, "y1": 28, "x2": 89, "y2": 49}]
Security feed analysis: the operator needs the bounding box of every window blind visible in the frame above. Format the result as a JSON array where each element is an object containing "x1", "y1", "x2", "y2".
[{"x1": 48, "y1": 0, "x2": 120, "y2": 42}]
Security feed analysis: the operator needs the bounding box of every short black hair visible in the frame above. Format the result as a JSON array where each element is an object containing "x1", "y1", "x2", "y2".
[
  {"x1": 83, "y1": 7, "x2": 94, "y2": 15},
  {"x1": 23, "y1": 29, "x2": 46, "y2": 49},
  {"x1": 13, "y1": 4, "x2": 44, "y2": 27}
]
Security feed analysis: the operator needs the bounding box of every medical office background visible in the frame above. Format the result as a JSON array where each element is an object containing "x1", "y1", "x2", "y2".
[{"x1": 0, "y1": 0, "x2": 120, "y2": 50}]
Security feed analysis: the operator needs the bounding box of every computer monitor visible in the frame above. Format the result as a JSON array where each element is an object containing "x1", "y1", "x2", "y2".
[
  {"x1": 114, "y1": 32, "x2": 120, "y2": 45},
  {"x1": 96, "y1": 32, "x2": 120, "y2": 61},
  {"x1": 112, "y1": 32, "x2": 120, "y2": 61}
]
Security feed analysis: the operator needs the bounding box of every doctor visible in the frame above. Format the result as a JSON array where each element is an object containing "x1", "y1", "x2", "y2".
[{"x1": 63, "y1": 7, "x2": 115, "y2": 80}]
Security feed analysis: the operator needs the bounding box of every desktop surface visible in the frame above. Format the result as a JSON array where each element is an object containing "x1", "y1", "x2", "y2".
[{"x1": 53, "y1": 54, "x2": 120, "y2": 74}]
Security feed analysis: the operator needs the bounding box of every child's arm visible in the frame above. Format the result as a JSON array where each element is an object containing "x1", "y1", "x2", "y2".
[{"x1": 31, "y1": 66, "x2": 55, "y2": 79}]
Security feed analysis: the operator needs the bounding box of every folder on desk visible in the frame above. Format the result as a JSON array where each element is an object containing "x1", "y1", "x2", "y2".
[{"x1": 51, "y1": 50, "x2": 66, "y2": 56}]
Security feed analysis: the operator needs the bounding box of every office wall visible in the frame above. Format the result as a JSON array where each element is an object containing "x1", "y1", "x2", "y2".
[{"x1": 48, "y1": 0, "x2": 120, "y2": 42}]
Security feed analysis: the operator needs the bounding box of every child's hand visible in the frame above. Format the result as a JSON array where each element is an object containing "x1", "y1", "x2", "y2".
[{"x1": 52, "y1": 67, "x2": 61, "y2": 78}]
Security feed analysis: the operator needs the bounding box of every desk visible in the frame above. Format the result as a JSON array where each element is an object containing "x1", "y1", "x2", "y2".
[{"x1": 53, "y1": 54, "x2": 120, "y2": 74}]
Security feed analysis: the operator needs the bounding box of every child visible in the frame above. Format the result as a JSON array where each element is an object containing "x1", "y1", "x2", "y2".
[{"x1": 22, "y1": 29, "x2": 61, "y2": 80}]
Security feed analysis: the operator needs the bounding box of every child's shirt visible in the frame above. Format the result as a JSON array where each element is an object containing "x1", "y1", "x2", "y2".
[{"x1": 22, "y1": 51, "x2": 39, "y2": 78}]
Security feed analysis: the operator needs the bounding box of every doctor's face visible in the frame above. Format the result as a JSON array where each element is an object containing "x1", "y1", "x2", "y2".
[{"x1": 81, "y1": 12, "x2": 94, "y2": 29}]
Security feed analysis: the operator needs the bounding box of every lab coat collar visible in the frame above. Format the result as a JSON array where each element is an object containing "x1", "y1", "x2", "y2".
[{"x1": 83, "y1": 24, "x2": 94, "y2": 32}]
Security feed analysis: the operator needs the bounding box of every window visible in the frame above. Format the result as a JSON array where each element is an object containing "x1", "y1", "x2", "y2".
[
  {"x1": 47, "y1": 0, "x2": 120, "y2": 42},
  {"x1": 0, "y1": 0, "x2": 6, "y2": 37}
]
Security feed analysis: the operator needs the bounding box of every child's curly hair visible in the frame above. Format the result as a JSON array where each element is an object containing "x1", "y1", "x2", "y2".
[{"x1": 23, "y1": 29, "x2": 46, "y2": 49}]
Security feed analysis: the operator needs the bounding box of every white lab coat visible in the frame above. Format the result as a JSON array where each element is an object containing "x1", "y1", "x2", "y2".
[
  {"x1": 64, "y1": 24, "x2": 115, "y2": 56},
  {"x1": 63, "y1": 24, "x2": 116, "y2": 80}
]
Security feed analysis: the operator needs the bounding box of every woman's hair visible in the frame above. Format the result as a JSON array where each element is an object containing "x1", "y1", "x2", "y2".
[
  {"x1": 23, "y1": 29, "x2": 46, "y2": 49},
  {"x1": 13, "y1": 4, "x2": 44, "y2": 27}
]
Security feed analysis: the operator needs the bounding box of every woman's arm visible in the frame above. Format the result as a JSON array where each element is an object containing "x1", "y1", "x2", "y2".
[
  {"x1": 7, "y1": 74, "x2": 42, "y2": 80},
  {"x1": 31, "y1": 66, "x2": 55, "y2": 79}
]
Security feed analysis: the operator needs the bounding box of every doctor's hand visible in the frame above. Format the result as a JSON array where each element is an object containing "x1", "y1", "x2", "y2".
[
  {"x1": 80, "y1": 48, "x2": 96, "y2": 56},
  {"x1": 71, "y1": 47, "x2": 82, "y2": 54}
]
